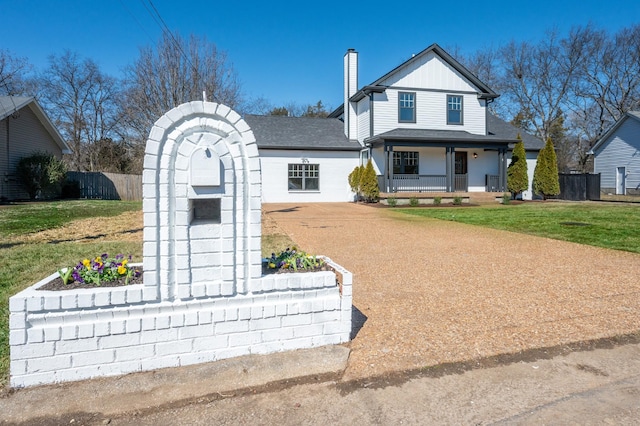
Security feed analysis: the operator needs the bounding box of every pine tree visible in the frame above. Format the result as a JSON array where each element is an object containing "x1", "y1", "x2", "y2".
[
  {"x1": 532, "y1": 138, "x2": 560, "y2": 199},
  {"x1": 507, "y1": 135, "x2": 528, "y2": 199},
  {"x1": 360, "y1": 159, "x2": 379, "y2": 203}
]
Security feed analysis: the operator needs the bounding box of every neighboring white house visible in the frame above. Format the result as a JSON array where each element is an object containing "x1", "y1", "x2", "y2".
[
  {"x1": 250, "y1": 44, "x2": 542, "y2": 203},
  {"x1": 589, "y1": 111, "x2": 640, "y2": 195},
  {"x1": 0, "y1": 96, "x2": 72, "y2": 200}
]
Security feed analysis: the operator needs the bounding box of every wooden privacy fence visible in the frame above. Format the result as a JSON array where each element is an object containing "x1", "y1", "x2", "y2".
[
  {"x1": 558, "y1": 173, "x2": 601, "y2": 201},
  {"x1": 67, "y1": 171, "x2": 142, "y2": 201}
]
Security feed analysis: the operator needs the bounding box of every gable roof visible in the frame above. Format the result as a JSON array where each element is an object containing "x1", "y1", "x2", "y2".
[
  {"x1": 589, "y1": 111, "x2": 640, "y2": 154},
  {"x1": 329, "y1": 43, "x2": 498, "y2": 117},
  {"x1": 0, "y1": 96, "x2": 72, "y2": 154},
  {"x1": 243, "y1": 114, "x2": 361, "y2": 151}
]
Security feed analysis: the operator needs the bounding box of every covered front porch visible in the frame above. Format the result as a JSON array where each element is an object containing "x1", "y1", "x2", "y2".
[{"x1": 368, "y1": 132, "x2": 514, "y2": 194}]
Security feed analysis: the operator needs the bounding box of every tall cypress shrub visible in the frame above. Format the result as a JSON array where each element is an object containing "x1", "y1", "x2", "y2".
[
  {"x1": 361, "y1": 159, "x2": 379, "y2": 202},
  {"x1": 507, "y1": 135, "x2": 528, "y2": 199},
  {"x1": 532, "y1": 138, "x2": 560, "y2": 199},
  {"x1": 348, "y1": 165, "x2": 363, "y2": 201}
]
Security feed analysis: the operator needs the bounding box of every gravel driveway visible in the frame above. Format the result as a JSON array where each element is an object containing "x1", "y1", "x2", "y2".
[{"x1": 264, "y1": 202, "x2": 640, "y2": 381}]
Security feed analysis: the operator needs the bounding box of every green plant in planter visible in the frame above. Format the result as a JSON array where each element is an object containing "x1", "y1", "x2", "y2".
[
  {"x1": 58, "y1": 253, "x2": 141, "y2": 286},
  {"x1": 409, "y1": 197, "x2": 419, "y2": 207},
  {"x1": 433, "y1": 196, "x2": 442, "y2": 206},
  {"x1": 453, "y1": 196, "x2": 463, "y2": 205},
  {"x1": 502, "y1": 194, "x2": 512, "y2": 205},
  {"x1": 264, "y1": 247, "x2": 325, "y2": 272},
  {"x1": 387, "y1": 197, "x2": 398, "y2": 207}
]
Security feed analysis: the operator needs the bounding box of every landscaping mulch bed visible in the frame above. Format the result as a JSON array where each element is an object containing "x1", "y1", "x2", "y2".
[{"x1": 38, "y1": 271, "x2": 144, "y2": 291}]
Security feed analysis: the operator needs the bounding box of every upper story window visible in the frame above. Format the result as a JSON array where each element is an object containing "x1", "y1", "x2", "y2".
[
  {"x1": 447, "y1": 95, "x2": 463, "y2": 125},
  {"x1": 288, "y1": 163, "x2": 319, "y2": 191},
  {"x1": 398, "y1": 92, "x2": 416, "y2": 123}
]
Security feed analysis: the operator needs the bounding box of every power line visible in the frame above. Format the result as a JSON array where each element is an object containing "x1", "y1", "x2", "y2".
[{"x1": 138, "y1": 0, "x2": 219, "y2": 103}]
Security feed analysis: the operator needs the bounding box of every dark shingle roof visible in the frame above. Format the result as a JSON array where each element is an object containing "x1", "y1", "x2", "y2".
[
  {"x1": 486, "y1": 113, "x2": 545, "y2": 151},
  {"x1": 244, "y1": 114, "x2": 361, "y2": 151}
]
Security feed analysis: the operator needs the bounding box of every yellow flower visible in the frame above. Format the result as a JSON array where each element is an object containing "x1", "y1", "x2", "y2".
[
  {"x1": 95, "y1": 256, "x2": 102, "y2": 263},
  {"x1": 117, "y1": 265, "x2": 127, "y2": 275},
  {"x1": 268, "y1": 262, "x2": 276, "y2": 269},
  {"x1": 82, "y1": 259, "x2": 91, "y2": 268},
  {"x1": 122, "y1": 259, "x2": 128, "y2": 266}
]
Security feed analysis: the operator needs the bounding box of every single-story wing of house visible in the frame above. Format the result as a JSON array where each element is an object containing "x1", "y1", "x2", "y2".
[
  {"x1": 589, "y1": 111, "x2": 640, "y2": 195},
  {"x1": 246, "y1": 43, "x2": 543, "y2": 203},
  {"x1": 0, "y1": 96, "x2": 72, "y2": 200}
]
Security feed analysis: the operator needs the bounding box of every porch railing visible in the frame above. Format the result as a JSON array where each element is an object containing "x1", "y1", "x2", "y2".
[
  {"x1": 377, "y1": 174, "x2": 468, "y2": 192},
  {"x1": 454, "y1": 174, "x2": 468, "y2": 192},
  {"x1": 485, "y1": 174, "x2": 500, "y2": 192}
]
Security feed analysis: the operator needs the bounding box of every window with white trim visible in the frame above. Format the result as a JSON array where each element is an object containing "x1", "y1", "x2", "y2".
[
  {"x1": 288, "y1": 164, "x2": 319, "y2": 191},
  {"x1": 398, "y1": 92, "x2": 416, "y2": 123},
  {"x1": 447, "y1": 95, "x2": 463, "y2": 124}
]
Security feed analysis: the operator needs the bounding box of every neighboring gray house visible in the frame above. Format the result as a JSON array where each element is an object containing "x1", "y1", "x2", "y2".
[
  {"x1": 0, "y1": 96, "x2": 72, "y2": 200},
  {"x1": 589, "y1": 111, "x2": 640, "y2": 195}
]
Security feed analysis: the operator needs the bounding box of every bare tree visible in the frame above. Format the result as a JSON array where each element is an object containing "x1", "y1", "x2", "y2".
[
  {"x1": 121, "y1": 32, "x2": 243, "y2": 150},
  {"x1": 0, "y1": 49, "x2": 33, "y2": 96},
  {"x1": 498, "y1": 28, "x2": 587, "y2": 142},
  {"x1": 566, "y1": 24, "x2": 640, "y2": 169},
  {"x1": 39, "y1": 51, "x2": 121, "y2": 171}
]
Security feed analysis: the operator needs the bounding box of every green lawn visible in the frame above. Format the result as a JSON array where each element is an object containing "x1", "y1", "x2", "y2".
[
  {"x1": 0, "y1": 200, "x2": 143, "y2": 387},
  {"x1": 394, "y1": 202, "x2": 640, "y2": 253},
  {"x1": 0, "y1": 200, "x2": 298, "y2": 388},
  {"x1": 0, "y1": 200, "x2": 141, "y2": 238}
]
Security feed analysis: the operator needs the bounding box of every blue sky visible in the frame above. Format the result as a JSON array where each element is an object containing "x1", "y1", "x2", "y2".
[{"x1": 2, "y1": 0, "x2": 640, "y2": 112}]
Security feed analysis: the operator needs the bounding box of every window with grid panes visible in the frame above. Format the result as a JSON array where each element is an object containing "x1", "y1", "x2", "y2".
[
  {"x1": 393, "y1": 151, "x2": 419, "y2": 174},
  {"x1": 288, "y1": 164, "x2": 319, "y2": 190},
  {"x1": 447, "y1": 95, "x2": 463, "y2": 124},
  {"x1": 398, "y1": 92, "x2": 416, "y2": 123}
]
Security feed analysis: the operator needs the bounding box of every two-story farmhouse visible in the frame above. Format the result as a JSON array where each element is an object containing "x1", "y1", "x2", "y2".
[{"x1": 249, "y1": 44, "x2": 542, "y2": 203}]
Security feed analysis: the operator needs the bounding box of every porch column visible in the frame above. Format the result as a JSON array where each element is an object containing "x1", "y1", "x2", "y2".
[
  {"x1": 445, "y1": 147, "x2": 455, "y2": 192},
  {"x1": 498, "y1": 148, "x2": 507, "y2": 191},
  {"x1": 384, "y1": 144, "x2": 394, "y2": 193}
]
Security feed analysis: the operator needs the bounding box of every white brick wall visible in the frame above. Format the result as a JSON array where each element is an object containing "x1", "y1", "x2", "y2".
[
  {"x1": 9, "y1": 101, "x2": 353, "y2": 388},
  {"x1": 10, "y1": 259, "x2": 352, "y2": 388}
]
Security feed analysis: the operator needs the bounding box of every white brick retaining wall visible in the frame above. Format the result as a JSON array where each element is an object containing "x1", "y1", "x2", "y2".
[{"x1": 10, "y1": 259, "x2": 352, "y2": 388}]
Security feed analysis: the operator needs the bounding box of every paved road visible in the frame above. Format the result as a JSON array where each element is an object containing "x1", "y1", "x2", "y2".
[{"x1": 106, "y1": 342, "x2": 640, "y2": 425}]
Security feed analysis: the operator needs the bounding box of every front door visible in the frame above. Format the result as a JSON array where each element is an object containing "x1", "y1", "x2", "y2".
[
  {"x1": 616, "y1": 167, "x2": 626, "y2": 195},
  {"x1": 455, "y1": 152, "x2": 468, "y2": 191}
]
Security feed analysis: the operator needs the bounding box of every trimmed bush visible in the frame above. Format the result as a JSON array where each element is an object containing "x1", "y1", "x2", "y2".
[
  {"x1": 507, "y1": 135, "x2": 528, "y2": 198},
  {"x1": 387, "y1": 197, "x2": 397, "y2": 207},
  {"x1": 16, "y1": 152, "x2": 67, "y2": 200},
  {"x1": 433, "y1": 196, "x2": 442, "y2": 206},
  {"x1": 360, "y1": 159, "x2": 379, "y2": 203},
  {"x1": 409, "y1": 197, "x2": 419, "y2": 207},
  {"x1": 453, "y1": 196, "x2": 463, "y2": 205},
  {"x1": 533, "y1": 138, "x2": 560, "y2": 199}
]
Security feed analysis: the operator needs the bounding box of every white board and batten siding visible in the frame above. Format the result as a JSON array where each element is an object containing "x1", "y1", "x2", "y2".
[
  {"x1": 378, "y1": 50, "x2": 478, "y2": 92},
  {"x1": 593, "y1": 117, "x2": 640, "y2": 194},
  {"x1": 259, "y1": 149, "x2": 360, "y2": 203}
]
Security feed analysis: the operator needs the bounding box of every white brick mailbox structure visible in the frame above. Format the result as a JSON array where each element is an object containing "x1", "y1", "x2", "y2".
[{"x1": 9, "y1": 102, "x2": 352, "y2": 388}]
